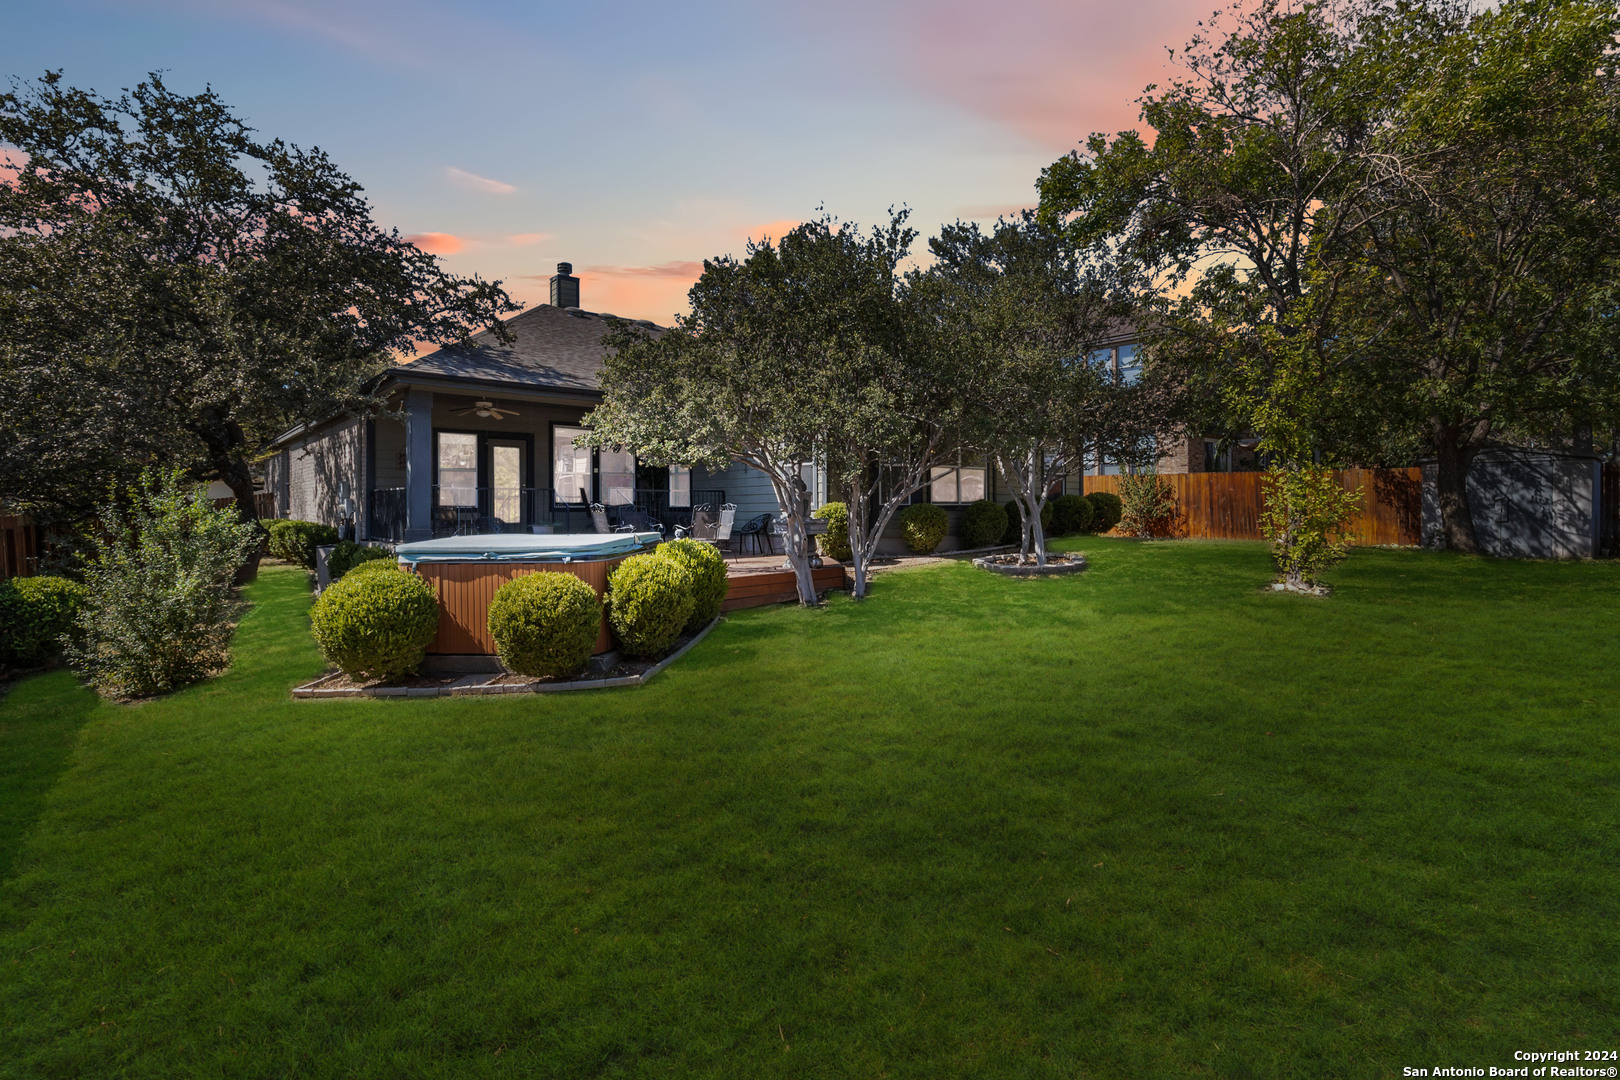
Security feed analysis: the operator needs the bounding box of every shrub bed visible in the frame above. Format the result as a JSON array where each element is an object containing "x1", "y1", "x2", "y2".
[
  {"x1": 267, "y1": 520, "x2": 339, "y2": 570},
  {"x1": 309, "y1": 564, "x2": 439, "y2": 681},
  {"x1": 959, "y1": 499, "x2": 1007, "y2": 550},
  {"x1": 900, "y1": 503, "x2": 948, "y2": 554},
  {"x1": 1050, "y1": 493, "x2": 1095, "y2": 536},
  {"x1": 487, "y1": 572, "x2": 602, "y2": 678},
  {"x1": 813, "y1": 503, "x2": 852, "y2": 562},
  {"x1": 1086, "y1": 491, "x2": 1124, "y2": 533},
  {"x1": 657, "y1": 539, "x2": 728, "y2": 632},
  {"x1": 0, "y1": 575, "x2": 87, "y2": 670},
  {"x1": 608, "y1": 553, "x2": 695, "y2": 658}
]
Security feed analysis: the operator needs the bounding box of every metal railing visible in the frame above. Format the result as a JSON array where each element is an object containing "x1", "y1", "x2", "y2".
[{"x1": 365, "y1": 486, "x2": 726, "y2": 540}]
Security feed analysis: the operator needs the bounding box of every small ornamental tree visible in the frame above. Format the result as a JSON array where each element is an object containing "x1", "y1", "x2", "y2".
[
  {"x1": 590, "y1": 211, "x2": 969, "y2": 603},
  {"x1": 1117, "y1": 472, "x2": 1179, "y2": 538},
  {"x1": 927, "y1": 216, "x2": 1138, "y2": 566},
  {"x1": 70, "y1": 469, "x2": 260, "y2": 697}
]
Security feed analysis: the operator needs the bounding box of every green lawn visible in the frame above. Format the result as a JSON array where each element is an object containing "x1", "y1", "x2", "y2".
[{"x1": 2, "y1": 540, "x2": 1617, "y2": 1078}]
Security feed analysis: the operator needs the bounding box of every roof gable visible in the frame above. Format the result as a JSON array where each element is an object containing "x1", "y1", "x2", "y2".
[{"x1": 398, "y1": 304, "x2": 662, "y2": 393}]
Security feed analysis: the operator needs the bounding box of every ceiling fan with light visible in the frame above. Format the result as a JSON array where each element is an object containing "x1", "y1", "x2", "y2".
[{"x1": 451, "y1": 400, "x2": 518, "y2": 420}]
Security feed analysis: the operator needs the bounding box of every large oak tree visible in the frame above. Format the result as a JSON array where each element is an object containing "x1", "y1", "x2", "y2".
[{"x1": 0, "y1": 72, "x2": 517, "y2": 530}]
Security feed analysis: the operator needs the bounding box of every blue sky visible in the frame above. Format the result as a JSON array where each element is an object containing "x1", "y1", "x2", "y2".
[{"x1": 3, "y1": 0, "x2": 1217, "y2": 321}]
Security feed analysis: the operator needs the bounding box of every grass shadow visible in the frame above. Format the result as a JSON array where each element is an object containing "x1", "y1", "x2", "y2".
[{"x1": 0, "y1": 670, "x2": 98, "y2": 885}]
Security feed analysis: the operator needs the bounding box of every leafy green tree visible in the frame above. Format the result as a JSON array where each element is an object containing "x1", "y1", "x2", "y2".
[
  {"x1": 590, "y1": 212, "x2": 964, "y2": 604},
  {"x1": 0, "y1": 72, "x2": 518, "y2": 531},
  {"x1": 1328, "y1": 0, "x2": 1620, "y2": 550},
  {"x1": 1039, "y1": 0, "x2": 1620, "y2": 553},
  {"x1": 925, "y1": 216, "x2": 1152, "y2": 566}
]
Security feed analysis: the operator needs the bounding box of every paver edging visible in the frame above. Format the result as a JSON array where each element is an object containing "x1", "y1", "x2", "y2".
[{"x1": 291, "y1": 617, "x2": 721, "y2": 700}]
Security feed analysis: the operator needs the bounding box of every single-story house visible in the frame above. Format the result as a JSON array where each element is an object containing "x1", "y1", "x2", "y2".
[{"x1": 265, "y1": 264, "x2": 1223, "y2": 554}]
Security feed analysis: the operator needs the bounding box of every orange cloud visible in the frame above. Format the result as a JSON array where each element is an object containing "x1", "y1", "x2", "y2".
[
  {"x1": 506, "y1": 232, "x2": 549, "y2": 246},
  {"x1": 407, "y1": 232, "x2": 465, "y2": 255},
  {"x1": 737, "y1": 219, "x2": 800, "y2": 244},
  {"x1": 447, "y1": 167, "x2": 517, "y2": 195}
]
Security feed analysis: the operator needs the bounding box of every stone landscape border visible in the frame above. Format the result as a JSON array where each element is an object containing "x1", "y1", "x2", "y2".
[
  {"x1": 972, "y1": 554, "x2": 1089, "y2": 578},
  {"x1": 292, "y1": 618, "x2": 719, "y2": 699}
]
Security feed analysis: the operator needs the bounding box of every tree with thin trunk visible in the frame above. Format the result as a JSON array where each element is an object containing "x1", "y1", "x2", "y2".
[
  {"x1": 925, "y1": 216, "x2": 1129, "y2": 567},
  {"x1": 0, "y1": 72, "x2": 518, "y2": 548}
]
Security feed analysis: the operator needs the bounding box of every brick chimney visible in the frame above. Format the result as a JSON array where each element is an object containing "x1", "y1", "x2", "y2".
[{"x1": 550, "y1": 261, "x2": 580, "y2": 308}]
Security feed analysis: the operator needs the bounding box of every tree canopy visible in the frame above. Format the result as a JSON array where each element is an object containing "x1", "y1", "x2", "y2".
[
  {"x1": 0, "y1": 72, "x2": 519, "y2": 524},
  {"x1": 1038, "y1": 0, "x2": 1620, "y2": 553}
]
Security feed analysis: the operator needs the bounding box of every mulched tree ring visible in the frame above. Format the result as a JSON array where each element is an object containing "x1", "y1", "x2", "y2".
[{"x1": 972, "y1": 553, "x2": 1089, "y2": 577}]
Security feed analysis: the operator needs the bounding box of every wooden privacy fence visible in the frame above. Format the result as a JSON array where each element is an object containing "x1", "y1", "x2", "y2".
[
  {"x1": 1081, "y1": 467, "x2": 1423, "y2": 546},
  {"x1": 1, "y1": 515, "x2": 42, "y2": 579}
]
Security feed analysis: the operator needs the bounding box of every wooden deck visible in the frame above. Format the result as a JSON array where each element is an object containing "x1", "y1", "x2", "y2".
[{"x1": 722, "y1": 556, "x2": 849, "y2": 612}]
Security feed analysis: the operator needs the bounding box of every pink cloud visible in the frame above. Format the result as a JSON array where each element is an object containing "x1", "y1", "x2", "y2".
[
  {"x1": 446, "y1": 166, "x2": 517, "y2": 195},
  {"x1": 406, "y1": 232, "x2": 465, "y2": 255},
  {"x1": 582, "y1": 261, "x2": 706, "y2": 279},
  {"x1": 794, "y1": 0, "x2": 1214, "y2": 149},
  {"x1": 506, "y1": 232, "x2": 550, "y2": 246}
]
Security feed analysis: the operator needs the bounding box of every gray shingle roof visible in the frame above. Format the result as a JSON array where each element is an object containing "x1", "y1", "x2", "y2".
[{"x1": 396, "y1": 304, "x2": 662, "y2": 394}]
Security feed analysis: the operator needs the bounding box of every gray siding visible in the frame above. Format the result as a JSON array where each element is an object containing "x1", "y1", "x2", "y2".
[{"x1": 284, "y1": 418, "x2": 365, "y2": 534}]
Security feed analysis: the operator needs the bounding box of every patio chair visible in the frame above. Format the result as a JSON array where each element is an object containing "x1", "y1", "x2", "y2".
[
  {"x1": 710, "y1": 503, "x2": 737, "y2": 557},
  {"x1": 735, "y1": 513, "x2": 773, "y2": 557},
  {"x1": 674, "y1": 504, "x2": 712, "y2": 540},
  {"x1": 589, "y1": 503, "x2": 610, "y2": 534}
]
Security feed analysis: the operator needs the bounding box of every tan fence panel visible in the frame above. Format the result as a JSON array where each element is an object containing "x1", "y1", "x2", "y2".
[{"x1": 1082, "y1": 467, "x2": 1422, "y2": 546}]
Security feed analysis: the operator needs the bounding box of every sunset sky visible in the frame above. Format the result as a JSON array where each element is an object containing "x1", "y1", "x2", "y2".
[{"x1": 3, "y1": 0, "x2": 1220, "y2": 322}]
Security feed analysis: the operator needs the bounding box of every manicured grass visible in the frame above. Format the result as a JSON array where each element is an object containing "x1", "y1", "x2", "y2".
[{"x1": 2, "y1": 541, "x2": 1617, "y2": 1078}]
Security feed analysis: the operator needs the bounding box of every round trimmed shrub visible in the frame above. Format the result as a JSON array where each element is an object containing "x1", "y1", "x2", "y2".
[
  {"x1": 899, "y1": 502, "x2": 948, "y2": 554},
  {"x1": 812, "y1": 502, "x2": 851, "y2": 562},
  {"x1": 1050, "y1": 493, "x2": 1095, "y2": 536},
  {"x1": 0, "y1": 575, "x2": 87, "y2": 670},
  {"x1": 267, "y1": 520, "x2": 339, "y2": 570},
  {"x1": 487, "y1": 572, "x2": 602, "y2": 678},
  {"x1": 339, "y1": 556, "x2": 402, "y2": 580},
  {"x1": 959, "y1": 499, "x2": 1007, "y2": 550},
  {"x1": 309, "y1": 565, "x2": 438, "y2": 681},
  {"x1": 607, "y1": 553, "x2": 695, "y2": 658},
  {"x1": 657, "y1": 538, "x2": 728, "y2": 632},
  {"x1": 326, "y1": 541, "x2": 391, "y2": 581},
  {"x1": 1086, "y1": 490, "x2": 1124, "y2": 533},
  {"x1": 1002, "y1": 499, "x2": 1054, "y2": 544}
]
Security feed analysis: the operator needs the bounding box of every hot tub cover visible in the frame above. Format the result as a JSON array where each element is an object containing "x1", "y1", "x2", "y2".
[{"x1": 394, "y1": 532, "x2": 662, "y2": 564}]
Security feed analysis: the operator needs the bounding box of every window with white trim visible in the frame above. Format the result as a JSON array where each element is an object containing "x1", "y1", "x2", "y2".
[{"x1": 929, "y1": 458, "x2": 987, "y2": 504}]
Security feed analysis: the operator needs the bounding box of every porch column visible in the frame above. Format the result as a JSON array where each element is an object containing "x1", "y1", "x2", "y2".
[{"x1": 404, "y1": 388, "x2": 434, "y2": 542}]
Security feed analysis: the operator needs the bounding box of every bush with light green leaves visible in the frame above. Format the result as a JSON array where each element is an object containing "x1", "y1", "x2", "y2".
[
  {"x1": 812, "y1": 502, "x2": 852, "y2": 562},
  {"x1": 309, "y1": 564, "x2": 439, "y2": 681},
  {"x1": 607, "y1": 552, "x2": 695, "y2": 658},
  {"x1": 266, "y1": 520, "x2": 339, "y2": 570},
  {"x1": 0, "y1": 575, "x2": 86, "y2": 671},
  {"x1": 487, "y1": 572, "x2": 602, "y2": 678},
  {"x1": 900, "y1": 502, "x2": 949, "y2": 554},
  {"x1": 656, "y1": 538, "x2": 728, "y2": 632},
  {"x1": 326, "y1": 541, "x2": 392, "y2": 581}
]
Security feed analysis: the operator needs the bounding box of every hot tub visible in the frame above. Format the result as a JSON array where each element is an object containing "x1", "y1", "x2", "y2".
[{"x1": 395, "y1": 532, "x2": 662, "y2": 656}]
